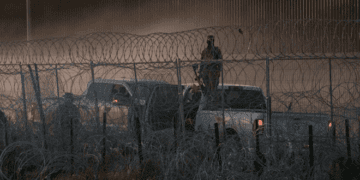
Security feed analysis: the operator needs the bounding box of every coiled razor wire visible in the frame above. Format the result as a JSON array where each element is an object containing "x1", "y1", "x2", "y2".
[
  {"x1": 0, "y1": 19, "x2": 359, "y2": 72},
  {"x1": 0, "y1": 19, "x2": 359, "y2": 178},
  {"x1": 0, "y1": 19, "x2": 358, "y2": 119}
]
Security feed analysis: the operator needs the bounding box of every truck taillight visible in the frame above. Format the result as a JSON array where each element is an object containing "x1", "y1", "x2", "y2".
[
  {"x1": 328, "y1": 120, "x2": 332, "y2": 131},
  {"x1": 253, "y1": 119, "x2": 264, "y2": 135}
]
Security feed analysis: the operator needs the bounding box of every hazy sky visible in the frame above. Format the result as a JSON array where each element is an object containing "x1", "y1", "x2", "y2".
[
  {"x1": 1, "y1": 0, "x2": 223, "y2": 41},
  {"x1": 1, "y1": 0, "x2": 359, "y2": 114},
  {"x1": 2, "y1": 0, "x2": 357, "y2": 42},
  {"x1": 1, "y1": 0, "x2": 141, "y2": 41}
]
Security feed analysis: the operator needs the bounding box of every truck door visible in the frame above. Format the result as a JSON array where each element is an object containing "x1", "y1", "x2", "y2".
[
  {"x1": 147, "y1": 84, "x2": 179, "y2": 131},
  {"x1": 85, "y1": 82, "x2": 119, "y2": 124}
]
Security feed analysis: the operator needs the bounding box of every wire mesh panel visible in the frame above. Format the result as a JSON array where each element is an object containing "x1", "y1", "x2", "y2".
[{"x1": 0, "y1": 19, "x2": 359, "y2": 179}]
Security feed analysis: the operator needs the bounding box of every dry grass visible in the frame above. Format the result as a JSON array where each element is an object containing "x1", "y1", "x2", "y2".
[
  {"x1": 48, "y1": 154, "x2": 161, "y2": 180},
  {"x1": 1, "y1": 116, "x2": 360, "y2": 180}
]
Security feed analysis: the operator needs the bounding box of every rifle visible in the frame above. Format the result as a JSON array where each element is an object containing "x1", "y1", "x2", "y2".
[{"x1": 192, "y1": 64, "x2": 204, "y2": 92}]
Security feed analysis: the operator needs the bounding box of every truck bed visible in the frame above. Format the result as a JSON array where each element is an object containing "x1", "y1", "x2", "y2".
[{"x1": 269, "y1": 111, "x2": 330, "y2": 147}]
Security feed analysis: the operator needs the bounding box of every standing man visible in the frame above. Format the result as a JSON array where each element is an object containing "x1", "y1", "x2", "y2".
[
  {"x1": 198, "y1": 35, "x2": 223, "y2": 100},
  {"x1": 0, "y1": 109, "x2": 8, "y2": 149},
  {"x1": 51, "y1": 93, "x2": 81, "y2": 154},
  {"x1": 30, "y1": 102, "x2": 37, "y2": 123}
]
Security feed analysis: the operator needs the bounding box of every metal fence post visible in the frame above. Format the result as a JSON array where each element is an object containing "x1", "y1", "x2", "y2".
[
  {"x1": 133, "y1": 63, "x2": 143, "y2": 164},
  {"x1": 90, "y1": 61, "x2": 100, "y2": 130},
  {"x1": 70, "y1": 118, "x2": 74, "y2": 174},
  {"x1": 27, "y1": 64, "x2": 47, "y2": 149},
  {"x1": 308, "y1": 125, "x2": 314, "y2": 178},
  {"x1": 266, "y1": 57, "x2": 271, "y2": 139},
  {"x1": 20, "y1": 64, "x2": 29, "y2": 141},
  {"x1": 175, "y1": 59, "x2": 185, "y2": 137},
  {"x1": 357, "y1": 107, "x2": 360, "y2": 156},
  {"x1": 329, "y1": 59, "x2": 335, "y2": 145},
  {"x1": 102, "y1": 112, "x2": 107, "y2": 170},
  {"x1": 34, "y1": 64, "x2": 47, "y2": 148},
  {"x1": 214, "y1": 123, "x2": 222, "y2": 171},
  {"x1": 173, "y1": 110, "x2": 178, "y2": 153},
  {"x1": 55, "y1": 64, "x2": 60, "y2": 99},
  {"x1": 221, "y1": 59, "x2": 226, "y2": 142},
  {"x1": 345, "y1": 119, "x2": 351, "y2": 159}
]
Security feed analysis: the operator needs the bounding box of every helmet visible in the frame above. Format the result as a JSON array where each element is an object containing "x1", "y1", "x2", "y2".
[
  {"x1": 63, "y1": 93, "x2": 75, "y2": 102},
  {"x1": 207, "y1": 35, "x2": 214, "y2": 42}
]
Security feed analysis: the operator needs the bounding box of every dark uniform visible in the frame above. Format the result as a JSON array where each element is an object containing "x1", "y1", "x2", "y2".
[
  {"x1": 30, "y1": 102, "x2": 38, "y2": 122},
  {"x1": 199, "y1": 35, "x2": 223, "y2": 98},
  {"x1": 51, "y1": 93, "x2": 81, "y2": 153},
  {"x1": 0, "y1": 110, "x2": 8, "y2": 148}
]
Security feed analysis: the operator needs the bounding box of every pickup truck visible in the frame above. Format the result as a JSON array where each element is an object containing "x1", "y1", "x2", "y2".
[
  {"x1": 64, "y1": 78, "x2": 180, "y2": 133},
  {"x1": 182, "y1": 83, "x2": 330, "y2": 154},
  {"x1": 82, "y1": 78, "x2": 180, "y2": 132},
  {"x1": 29, "y1": 78, "x2": 181, "y2": 135}
]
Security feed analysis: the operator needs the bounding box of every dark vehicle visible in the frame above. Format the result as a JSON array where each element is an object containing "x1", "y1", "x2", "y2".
[{"x1": 80, "y1": 78, "x2": 180, "y2": 132}]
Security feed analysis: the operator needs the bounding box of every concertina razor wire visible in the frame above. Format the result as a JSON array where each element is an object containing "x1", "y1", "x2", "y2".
[
  {"x1": 0, "y1": 19, "x2": 359, "y2": 164},
  {"x1": 0, "y1": 19, "x2": 359, "y2": 70}
]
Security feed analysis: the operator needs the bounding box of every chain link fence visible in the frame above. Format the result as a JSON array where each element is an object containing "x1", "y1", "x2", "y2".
[{"x1": 0, "y1": 19, "x2": 359, "y2": 179}]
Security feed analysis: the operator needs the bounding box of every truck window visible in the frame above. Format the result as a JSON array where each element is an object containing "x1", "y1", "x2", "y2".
[
  {"x1": 111, "y1": 84, "x2": 132, "y2": 105},
  {"x1": 86, "y1": 83, "x2": 113, "y2": 102},
  {"x1": 111, "y1": 85, "x2": 130, "y2": 97},
  {"x1": 204, "y1": 89, "x2": 266, "y2": 110}
]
